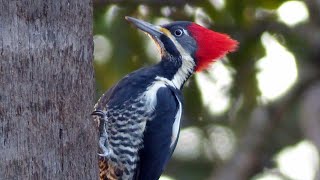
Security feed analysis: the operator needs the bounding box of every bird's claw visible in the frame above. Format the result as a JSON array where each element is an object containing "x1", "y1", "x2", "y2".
[
  {"x1": 92, "y1": 110, "x2": 106, "y2": 119},
  {"x1": 92, "y1": 110, "x2": 111, "y2": 158},
  {"x1": 98, "y1": 135, "x2": 111, "y2": 157}
]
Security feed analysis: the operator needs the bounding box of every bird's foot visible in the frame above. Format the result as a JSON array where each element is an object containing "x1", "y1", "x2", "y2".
[
  {"x1": 91, "y1": 110, "x2": 106, "y2": 118},
  {"x1": 92, "y1": 110, "x2": 111, "y2": 158},
  {"x1": 92, "y1": 110, "x2": 106, "y2": 127},
  {"x1": 98, "y1": 134, "x2": 111, "y2": 157}
]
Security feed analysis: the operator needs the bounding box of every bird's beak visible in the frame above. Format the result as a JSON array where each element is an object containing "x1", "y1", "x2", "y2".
[{"x1": 125, "y1": 16, "x2": 163, "y2": 38}]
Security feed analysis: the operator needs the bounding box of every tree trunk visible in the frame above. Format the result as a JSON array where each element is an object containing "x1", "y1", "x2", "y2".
[{"x1": 0, "y1": 1, "x2": 98, "y2": 179}]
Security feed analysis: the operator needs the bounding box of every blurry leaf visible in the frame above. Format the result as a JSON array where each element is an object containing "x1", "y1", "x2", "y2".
[{"x1": 255, "y1": 0, "x2": 287, "y2": 9}]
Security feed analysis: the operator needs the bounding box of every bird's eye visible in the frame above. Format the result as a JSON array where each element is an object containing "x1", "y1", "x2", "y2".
[{"x1": 174, "y1": 29, "x2": 183, "y2": 37}]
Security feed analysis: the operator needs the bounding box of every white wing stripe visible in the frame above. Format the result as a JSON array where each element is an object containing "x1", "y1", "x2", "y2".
[{"x1": 171, "y1": 96, "x2": 182, "y2": 147}]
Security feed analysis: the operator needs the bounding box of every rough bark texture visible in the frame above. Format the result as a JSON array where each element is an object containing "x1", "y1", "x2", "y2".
[{"x1": 0, "y1": 1, "x2": 98, "y2": 179}]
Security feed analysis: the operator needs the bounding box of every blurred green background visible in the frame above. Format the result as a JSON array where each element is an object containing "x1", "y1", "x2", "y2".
[{"x1": 92, "y1": 0, "x2": 320, "y2": 179}]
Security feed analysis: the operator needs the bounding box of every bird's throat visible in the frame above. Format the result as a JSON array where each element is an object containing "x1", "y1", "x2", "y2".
[{"x1": 160, "y1": 54, "x2": 195, "y2": 89}]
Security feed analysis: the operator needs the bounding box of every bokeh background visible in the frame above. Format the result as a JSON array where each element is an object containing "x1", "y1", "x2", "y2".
[{"x1": 92, "y1": 0, "x2": 320, "y2": 179}]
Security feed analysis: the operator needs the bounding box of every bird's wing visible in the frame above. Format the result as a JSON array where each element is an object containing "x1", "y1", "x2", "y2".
[
  {"x1": 135, "y1": 86, "x2": 182, "y2": 180},
  {"x1": 94, "y1": 85, "x2": 116, "y2": 111},
  {"x1": 95, "y1": 75, "x2": 151, "y2": 180},
  {"x1": 94, "y1": 85, "x2": 123, "y2": 180}
]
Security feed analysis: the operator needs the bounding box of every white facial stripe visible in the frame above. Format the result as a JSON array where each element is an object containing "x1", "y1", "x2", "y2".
[{"x1": 166, "y1": 32, "x2": 195, "y2": 89}]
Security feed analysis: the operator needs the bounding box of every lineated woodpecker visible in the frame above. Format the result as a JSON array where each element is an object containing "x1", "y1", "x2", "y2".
[{"x1": 92, "y1": 16, "x2": 238, "y2": 180}]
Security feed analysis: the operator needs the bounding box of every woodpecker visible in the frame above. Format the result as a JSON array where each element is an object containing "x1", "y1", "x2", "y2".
[{"x1": 93, "y1": 16, "x2": 237, "y2": 180}]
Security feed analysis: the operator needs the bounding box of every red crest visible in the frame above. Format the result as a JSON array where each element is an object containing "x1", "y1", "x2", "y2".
[{"x1": 188, "y1": 23, "x2": 238, "y2": 72}]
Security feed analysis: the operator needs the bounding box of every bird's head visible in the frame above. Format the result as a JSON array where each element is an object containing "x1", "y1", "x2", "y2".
[{"x1": 126, "y1": 16, "x2": 237, "y2": 72}]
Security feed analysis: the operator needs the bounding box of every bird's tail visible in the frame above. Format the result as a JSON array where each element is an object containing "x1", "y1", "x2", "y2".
[{"x1": 99, "y1": 157, "x2": 123, "y2": 180}]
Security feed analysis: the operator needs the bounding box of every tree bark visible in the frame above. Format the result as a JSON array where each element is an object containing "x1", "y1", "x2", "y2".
[{"x1": 0, "y1": 1, "x2": 98, "y2": 179}]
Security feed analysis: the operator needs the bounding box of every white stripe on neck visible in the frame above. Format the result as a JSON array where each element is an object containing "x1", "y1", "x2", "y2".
[{"x1": 166, "y1": 35, "x2": 195, "y2": 89}]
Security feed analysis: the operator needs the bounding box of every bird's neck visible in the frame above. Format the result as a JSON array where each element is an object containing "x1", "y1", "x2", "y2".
[{"x1": 158, "y1": 54, "x2": 195, "y2": 89}]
